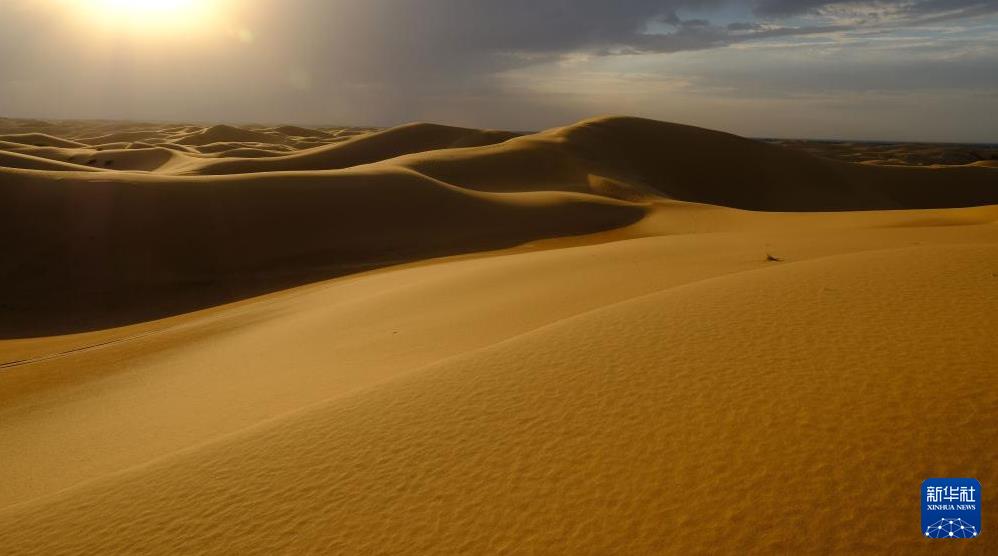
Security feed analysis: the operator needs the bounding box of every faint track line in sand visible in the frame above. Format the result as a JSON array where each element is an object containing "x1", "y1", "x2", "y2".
[
  {"x1": 0, "y1": 295, "x2": 289, "y2": 371},
  {"x1": 0, "y1": 328, "x2": 178, "y2": 370}
]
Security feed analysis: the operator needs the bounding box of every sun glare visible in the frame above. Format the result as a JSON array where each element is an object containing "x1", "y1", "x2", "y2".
[{"x1": 65, "y1": 0, "x2": 226, "y2": 35}]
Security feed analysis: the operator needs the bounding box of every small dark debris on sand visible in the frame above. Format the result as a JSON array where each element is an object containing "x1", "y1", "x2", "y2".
[{"x1": 766, "y1": 253, "x2": 783, "y2": 262}]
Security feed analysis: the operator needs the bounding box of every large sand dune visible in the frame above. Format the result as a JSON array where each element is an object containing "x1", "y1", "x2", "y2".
[{"x1": 0, "y1": 116, "x2": 995, "y2": 554}]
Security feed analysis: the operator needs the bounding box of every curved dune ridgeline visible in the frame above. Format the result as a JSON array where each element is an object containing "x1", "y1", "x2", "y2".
[
  {"x1": 179, "y1": 122, "x2": 522, "y2": 175},
  {"x1": 0, "y1": 166, "x2": 642, "y2": 336},
  {"x1": 1, "y1": 116, "x2": 997, "y2": 335},
  {"x1": 397, "y1": 117, "x2": 998, "y2": 210}
]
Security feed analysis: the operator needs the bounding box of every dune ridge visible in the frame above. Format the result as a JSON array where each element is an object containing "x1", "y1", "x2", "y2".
[
  {"x1": 179, "y1": 122, "x2": 521, "y2": 175},
  {"x1": 3, "y1": 116, "x2": 997, "y2": 336}
]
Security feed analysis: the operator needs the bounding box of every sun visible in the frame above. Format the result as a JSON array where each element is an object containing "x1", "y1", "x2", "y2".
[
  {"x1": 96, "y1": 0, "x2": 200, "y2": 13},
  {"x1": 65, "y1": 0, "x2": 225, "y2": 35}
]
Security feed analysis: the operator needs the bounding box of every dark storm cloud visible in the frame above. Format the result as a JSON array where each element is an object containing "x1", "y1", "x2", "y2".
[
  {"x1": 276, "y1": 0, "x2": 995, "y2": 69},
  {"x1": 753, "y1": 0, "x2": 889, "y2": 17},
  {"x1": 752, "y1": 0, "x2": 998, "y2": 21},
  {"x1": 290, "y1": 0, "x2": 836, "y2": 61},
  {"x1": 265, "y1": 0, "x2": 852, "y2": 87},
  {"x1": 240, "y1": 0, "x2": 857, "y2": 123}
]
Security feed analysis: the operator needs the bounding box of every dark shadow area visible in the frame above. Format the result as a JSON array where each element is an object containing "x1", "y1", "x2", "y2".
[{"x1": 0, "y1": 168, "x2": 644, "y2": 338}]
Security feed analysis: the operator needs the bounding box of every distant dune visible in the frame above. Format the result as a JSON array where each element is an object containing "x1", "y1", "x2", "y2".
[
  {"x1": 172, "y1": 123, "x2": 291, "y2": 146},
  {"x1": 182, "y1": 122, "x2": 522, "y2": 175},
  {"x1": 770, "y1": 137, "x2": 998, "y2": 167},
  {"x1": 0, "y1": 116, "x2": 995, "y2": 554}
]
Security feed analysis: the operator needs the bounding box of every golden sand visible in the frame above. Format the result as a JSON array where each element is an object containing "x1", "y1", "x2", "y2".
[{"x1": 1, "y1": 116, "x2": 995, "y2": 554}]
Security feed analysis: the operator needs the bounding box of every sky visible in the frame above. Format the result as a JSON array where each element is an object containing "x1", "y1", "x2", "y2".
[{"x1": 1, "y1": 0, "x2": 996, "y2": 142}]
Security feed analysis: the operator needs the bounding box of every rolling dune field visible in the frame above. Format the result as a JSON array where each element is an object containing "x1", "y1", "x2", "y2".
[{"x1": 1, "y1": 116, "x2": 995, "y2": 554}]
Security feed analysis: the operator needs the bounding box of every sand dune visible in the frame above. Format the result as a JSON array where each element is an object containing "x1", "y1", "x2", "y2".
[
  {"x1": 176, "y1": 117, "x2": 998, "y2": 211},
  {"x1": 0, "y1": 144, "x2": 192, "y2": 172},
  {"x1": 0, "y1": 132, "x2": 88, "y2": 148},
  {"x1": 1, "y1": 115, "x2": 996, "y2": 554},
  {"x1": 771, "y1": 137, "x2": 998, "y2": 166},
  {"x1": 193, "y1": 141, "x2": 296, "y2": 154},
  {"x1": 267, "y1": 124, "x2": 333, "y2": 138},
  {"x1": 396, "y1": 117, "x2": 998, "y2": 210},
  {"x1": 75, "y1": 130, "x2": 174, "y2": 146},
  {"x1": 0, "y1": 163, "x2": 642, "y2": 336},
  {"x1": 173, "y1": 124, "x2": 290, "y2": 146},
  {"x1": 6, "y1": 116, "x2": 996, "y2": 335},
  {"x1": 2, "y1": 242, "x2": 995, "y2": 555},
  {"x1": 183, "y1": 122, "x2": 520, "y2": 175},
  {"x1": 0, "y1": 150, "x2": 105, "y2": 172}
]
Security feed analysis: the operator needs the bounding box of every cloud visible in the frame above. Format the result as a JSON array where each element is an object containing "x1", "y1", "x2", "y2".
[
  {"x1": 295, "y1": 1, "x2": 848, "y2": 61},
  {"x1": 752, "y1": 0, "x2": 998, "y2": 23},
  {"x1": 270, "y1": 0, "x2": 990, "y2": 72},
  {"x1": 618, "y1": 20, "x2": 851, "y2": 55},
  {"x1": 0, "y1": 0, "x2": 994, "y2": 140}
]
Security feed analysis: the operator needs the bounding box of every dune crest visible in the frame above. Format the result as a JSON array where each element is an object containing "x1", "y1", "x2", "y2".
[{"x1": 2, "y1": 115, "x2": 996, "y2": 333}]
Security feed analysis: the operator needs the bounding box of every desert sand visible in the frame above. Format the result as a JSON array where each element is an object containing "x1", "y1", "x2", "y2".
[
  {"x1": 769, "y1": 137, "x2": 998, "y2": 167},
  {"x1": 0, "y1": 116, "x2": 995, "y2": 554}
]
